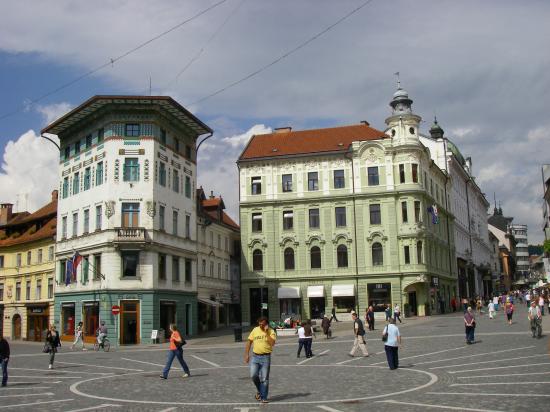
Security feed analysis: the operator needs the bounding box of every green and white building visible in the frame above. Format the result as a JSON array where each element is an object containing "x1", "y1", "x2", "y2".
[
  {"x1": 42, "y1": 96, "x2": 212, "y2": 344},
  {"x1": 238, "y1": 87, "x2": 456, "y2": 324}
]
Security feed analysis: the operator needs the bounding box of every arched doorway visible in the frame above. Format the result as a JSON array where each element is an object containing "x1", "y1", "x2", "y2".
[{"x1": 12, "y1": 314, "x2": 22, "y2": 340}]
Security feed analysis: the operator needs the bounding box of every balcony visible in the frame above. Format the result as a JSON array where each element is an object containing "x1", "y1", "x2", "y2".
[{"x1": 114, "y1": 227, "x2": 149, "y2": 247}]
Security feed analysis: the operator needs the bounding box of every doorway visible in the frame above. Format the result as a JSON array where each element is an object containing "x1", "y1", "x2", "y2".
[
  {"x1": 309, "y1": 297, "x2": 325, "y2": 319},
  {"x1": 12, "y1": 314, "x2": 22, "y2": 339},
  {"x1": 120, "y1": 300, "x2": 140, "y2": 344},
  {"x1": 408, "y1": 291, "x2": 418, "y2": 316},
  {"x1": 185, "y1": 303, "x2": 192, "y2": 336},
  {"x1": 160, "y1": 301, "x2": 176, "y2": 339},
  {"x1": 249, "y1": 288, "x2": 268, "y2": 324}
]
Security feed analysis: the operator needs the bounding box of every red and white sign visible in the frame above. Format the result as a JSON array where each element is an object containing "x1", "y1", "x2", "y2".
[{"x1": 111, "y1": 305, "x2": 121, "y2": 315}]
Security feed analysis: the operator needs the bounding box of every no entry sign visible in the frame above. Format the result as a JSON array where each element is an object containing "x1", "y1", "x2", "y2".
[{"x1": 111, "y1": 305, "x2": 121, "y2": 315}]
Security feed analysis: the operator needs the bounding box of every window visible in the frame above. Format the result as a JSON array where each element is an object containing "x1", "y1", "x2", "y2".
[
  {"x1": 308, "y1": 172, "x2": 319, "y2": 191},
  {"x1": 121, "y1": 203, "x2": 140, "y2": 227},
  {"x1": 401, "y1": 201, "x2": 408, "y2": 223},
  {"x1": 123, "y1": 158, "x2": 139, "y2": 181},
  {"x1": 172, "y1": 170, "x2": 180, "y2": 193},
  {"x1": 217, "y1": 234, "x2": 221, "y2": 249},
  {"x1": 36, "y1": 279, "x2": 42, "y2": 300},
  {"x1": 16, "y1": 253, "x2": 21, "y2": 267},
  {"x1": 310, "y1": 246, "x2": 321, "y2": 269},
  {"x1": 369, "y1": 204, "x2": 381, "y2": 225},
  {"x1": 98, "y1": 128, "x2": 104, "y2": 143},
  {"x1": 399, "y1": 164, "x2": 405, "y2": 183},
  {"x1": 252, "y1": 213, "x2": 262, "y2": 232},
  {"x1": 404, "y1": 246, "x2": 410, "y2": 264},
  {"x1": 417, "y1": 241, "x2": 423, "y2": 264},
  {"x1": 48, "y1": 278, "x2": 54, "y2": 299},
  {"x1": 414, "y1": 201, "x2": 421, "y2": 223},
  {"x1": 218, "y1": 262, "x2": 221, "y2": 277},
  {"x1": 172, "y1": 211, "x2": 178, "y2": 236},
  {"x1": 174, "y1": 139, "x2": 180, "y2": 153},
  {"x1": 122, "y1": 251, "x2": 139, "y2": 277},
  {"x1": 283, "y1": 211, "x2": 294, "y2": 230},
  {"x1": 185, "y1": 145, "x2": 192, "y2": 160},
  {"x1": 185, "y1": 259, "x2": 192, "y2": 283},
  {"x1": 334, "y1": 169, "x2": 345, "y2": 188},
  {"x1": 26, "y1": 281, "x2": 31, "y2": 300},
  {"x1": 93, "y1": 254, "x2": 101, "y2": 281},
  {"x1": 160, "y1": 129, "x2": 167, "y2": 145},
  {"x1": 282, "y1": 174, "x2": 293, "y2": 192},
  {"x1": 86, "y1": 134, "x2": 92, "y2": 149},
  {"x1": 210, "y1": 261, "x2": 214, "y2": 276},
  {"x1": 96, "y1": 162, "x2": 104, "y2": 186},
  {"x1": 412, "y1": 164, "x2": 418, "y2": 183},
  {"x1": 73, "y1": 172, "x2": 80, "y2": 194},
  {"x1": 225, "y1": 264, "x2": 229, "y2": 279},
  {"x1": 172, "y1": 257, "x2": 180, "y2": 282},
  {"x1": 27, "y1": 251, "x2": 31, "y2": 265},
  {"x1": 125, "y1": 123, "x2": 140, "y2": 137},
  {"x1": 337, "y1": 245, "x2": 348, "y2": 268},
  {"x1": 63, "y1": 177, "x2": 69, "y2": 198},
  {"x1": 424, "y1": 172, "x2": 428, "y2": 188},
  {"x1": 202, "y1": 259, "x2": 206, "y2": 276},
  {"x1": 372, "y1": 242, "x2": 383, "y2": 266},
  {"x1": 335, "y1": 207, "x2": 346, "y2": 227},
  {"x1": 0, "y1": 283, "x2": 3, "y2": 301},
  {"x1": 367, "y1": 167, "x2": 379, "y2": 186},
  {"x1": 251, "y1": 177, "x2": 262, "y2": 195},
  {"x1": 95, "y1": 205, "x2": 102, "y2": 231},
  {"x1": 72, "y1": 212, "x2": 78, "y2": 237},
  {"x1": 159, "y1": 205, "x2": 165, "y2": 230},
  {"x1": 309, "y1": 208, "x2": 320, "y2": 229},
  {"x1": 159, "y1": 163, "x2": 166, "y2": 186},
  {"x1": 48, "y1": 246, "x2": 54, "y2": 261},
  {"x1": 16, "y1": 281, "x2": 21, "y2": 301},
  {"x1": 74, "y1": 140, "x2": 81, "y2": 155},
  {"x1": 62, "y1": 216, "x2": 67, "y2": 239},
  {"x1": 185, "y1": 176, "x2": 191, "y2": 198},
  {"x1": 83, "y1": 209, "x2": 90, "y2": 233},
  {"x1": 253, "y1": 249, "x2": 263, "y2": 271},
  {"x1": 64, "y1": 146, "x2": 71, "y2": 160},
  {"x1": 0, "y1": 256, "x2": 3, "y2": 268},
  {"x1": 284, "y1": 248, "x2": 295, "y2": 270},
  {"x1": 37, "y1": 249, "x2": 43, "y2": 263},
  {"x1": 185, "y1": 215, "x2": 191, "y2": 238}
]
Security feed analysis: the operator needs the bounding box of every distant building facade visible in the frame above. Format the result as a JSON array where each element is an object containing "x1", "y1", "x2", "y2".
[
  {"x1": 488, "y1": 207, "x2": 517, "y2": 292},
  {"x1": 510, "y1": 224, "x2": 529, "y2": 283}
]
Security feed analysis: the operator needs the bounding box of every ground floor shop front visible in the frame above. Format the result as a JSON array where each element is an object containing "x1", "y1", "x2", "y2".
[
  {"x1": 0, "y1": 302, "x2": 53, "y2": 341},
  {"x1": 241, "y1": 274, "x2": 457, "y2": 325},
  {"x1": 54, "y1": 290, "x2": 198, "y2": 344}
]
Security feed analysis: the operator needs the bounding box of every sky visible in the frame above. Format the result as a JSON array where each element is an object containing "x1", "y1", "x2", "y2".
[{"x1": 0, "y1": 0, "x2": 549, "y2": 243}]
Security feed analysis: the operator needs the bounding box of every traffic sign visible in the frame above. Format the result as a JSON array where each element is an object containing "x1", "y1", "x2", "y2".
[{"x1": 111, "y1": 305, "x2": 120, "y2": 315}]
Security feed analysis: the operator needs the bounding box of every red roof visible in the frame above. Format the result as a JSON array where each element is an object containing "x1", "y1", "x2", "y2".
[
  {"x1": 239, "y1": 123, "x2": 387, "y2": 161},
  {"x1": 205, "y1": 210, "x2": 239, "y2": 230},
  {"x1": 202, "y1": 198, "x2": 222, "y2": 208}
]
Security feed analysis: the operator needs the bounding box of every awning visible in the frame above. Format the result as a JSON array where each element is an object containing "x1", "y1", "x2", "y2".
[
  {"x1": 198, "y1": 298, "x2": 221, "y2": 307},
  {"x1": 307, "y1": 285, "x2": 324, "y2": 298},
  {"x1": 278, "y1": 287, "x2": 301, "y2": 299},
  {"x1": 332, "y1": 284, "x2": 355, "y2": 297}
]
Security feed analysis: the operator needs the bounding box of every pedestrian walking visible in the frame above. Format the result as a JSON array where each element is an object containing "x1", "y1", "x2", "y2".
[
  {"x1": 493, "y1": 295, "x2": 499, "y2": 312},
  {"x1": 476, "y1": 297, "x2": 482, "y2": 315},
  {"x1": 393, "y1": 304, "x2": 402, "y2": 323},
  {"x1": 366, "y1": 306, "x2": 375, "y2": 331},
  {"x1": 244, "y1": 316, "x2": 277, "y2": 404},
  {"x1": 348, "y1": 312, "x2": 369, "y2": 357},
  {"x1": 304, "y1": 320, "x2": 314, "y2": 357},
  {"x1": 488, "y1": 301, "x2": 495, "y2": 319},
  {"x1": 46, "y1": 324, "x2": 60, "y2": 369},
  {"x1": 160, "y1": 324, "x2": 191, "y2": 379},
  {"x1": 451, "y1": 296, "x2": 457, "y2": 312},
  {"x1": 525, "y1": 291, "x2": 531, "y2": 308},
  {"x1": 528, "y1": 301, "x2": 543, "y2": 338},
  {"x1": 0, "y1": 334, "x2": 9, "y2": 387},
  {"x1": 505, "y1": 300, "x2": 514, "y2": 325},
  {"x1": 539, "y1": 295, "x2": 545, "y2": 316},
  {"x1": 464, "y1": 307, "x2": 476, "y2": 344},
  {"x1": 382, "y1": 318, "x2": 401, "y2": 370},
  {"x1": 462, "y1": 297, "x2": 468, "y2": 313},
  {"x1": 321, "y1": 315, "x2": 332, "y2": 339},
  {"x1": 330, "y1": 307, "x2": 339, "y2": 322},
  {"x1": 71, "y1": 321, "x2": 86, "y2": 351},
  {"x1": 296, "y1": 322, "x2": 307, "y2": 358},
  {"x1": 384, "y1": 304, "x2": 392, "y2": 322}
]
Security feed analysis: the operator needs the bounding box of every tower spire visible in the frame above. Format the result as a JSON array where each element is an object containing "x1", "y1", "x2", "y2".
[{"x1": 394, "y1": 71, "x2": 401, "y2": 89}]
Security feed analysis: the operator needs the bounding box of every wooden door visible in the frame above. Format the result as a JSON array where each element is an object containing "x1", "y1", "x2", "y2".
[{"x1": 13, "y1": 314, "x2": 21, "y2": 339}]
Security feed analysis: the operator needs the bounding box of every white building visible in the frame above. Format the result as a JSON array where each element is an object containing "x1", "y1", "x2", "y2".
[
  {"x1": 42, "y1": 95, "x2": 212, "y2": 344},
  {"x1": 420, "y1": 120, "x2": 492, "y2": 298},
  {"x1": 510, "y1": 224, "x2": 529, "y2": 279}
]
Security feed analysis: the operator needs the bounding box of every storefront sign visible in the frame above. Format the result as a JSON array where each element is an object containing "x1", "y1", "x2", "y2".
[
  {"x1": 30, "y1": 308, "x2": 44, "y2": 314},
  {"x1": 151, "y1": 329, "x2": 158, "y2": 340},
  {"x1": 61, "y1": 302, "x2": 75, "y2": 308}
]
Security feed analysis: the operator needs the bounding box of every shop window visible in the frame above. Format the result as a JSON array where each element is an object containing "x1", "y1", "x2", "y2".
[
  {"x1": 337, "y1": 245, "x2": 348, "y2": 268},
  {"x1": 253, "y1": 249, "x2": 263, "y2": 271},
  {"x1": 367, "y1": 283, "x2": 391, "y2": 312},
  {"x1": 333, "y1": 296, "x2": 355, "y2": 311},
  {"x1": 284, "y1": 248, "x2": 295, "y2": 270},
  {"x1": 61, "y1": 303, "x2": 75, "y2": 336},
  {"x1": 372, "y1": 242, "x2": 383, "y2": 266},
  {"x1": 310, "y1": 246, "x2": 321, "y2": 269},
  {"x1": 83, "y1": 302, "x2": 99, "y2": 338},
  {"x1": 122, "y1": 251, "x2": 139, "y2": 277}
]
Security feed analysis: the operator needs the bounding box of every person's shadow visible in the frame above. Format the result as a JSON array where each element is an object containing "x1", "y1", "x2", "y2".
[{"x1": 269, "y1": 393, "x2": 311, "y2": 402}]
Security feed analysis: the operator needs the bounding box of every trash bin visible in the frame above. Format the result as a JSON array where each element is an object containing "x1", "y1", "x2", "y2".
[{"x1": 234, "y1": 327, "x2": 243, "y2": 342}]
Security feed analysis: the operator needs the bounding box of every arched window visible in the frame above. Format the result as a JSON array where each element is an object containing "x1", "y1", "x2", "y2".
[
  {"x1": 252, "y1": 249, "x2": 263, "y2": 271},
  {"x1": 372, "y1": 242, "x2": 383, "y2": 266},
  {"x1": 337, "y1": 245, "x2": 348, "y2": 268},
  {"x1": 310, "y1": 246, "x2": 321, "y2": 269},
  {"x1": 284, "y1": 247, "x2": 295, "y2": 270}
]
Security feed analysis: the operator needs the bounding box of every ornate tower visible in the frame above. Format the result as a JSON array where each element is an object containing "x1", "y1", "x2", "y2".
[{"x1": 384, "y1": 76, "x2": 422, "y2": 142}]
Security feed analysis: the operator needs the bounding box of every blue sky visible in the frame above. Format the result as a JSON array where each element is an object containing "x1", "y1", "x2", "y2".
[{"x1": 0, "y1": 0, "x2": 549, "y2": 243}]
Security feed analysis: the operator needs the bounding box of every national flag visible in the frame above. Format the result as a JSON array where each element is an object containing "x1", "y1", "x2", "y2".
[
  {"x1": 427, "y1": 205, "x2": 439, "y2": 224},
  {"x1": 65, "y1": 252, "x2": 83, "y2": 285}
]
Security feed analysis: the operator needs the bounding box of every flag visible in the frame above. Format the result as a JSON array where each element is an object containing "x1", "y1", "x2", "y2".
[
  {"x1": 72, "y1": 252, "x2": 83, "y2": 282},
  {"x1": 65, "y1": 252, "x2": 83, "y2": 285},
  {"x1": 427, "y1": 205, "x2": 439, "y2": 224}
]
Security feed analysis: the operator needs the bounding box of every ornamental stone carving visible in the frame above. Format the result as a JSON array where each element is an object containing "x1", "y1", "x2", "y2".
[
  {"x1": 146, "y1": 200, "x2": 156, "y2": 217},
  {"x1": 104, "y1": 200, "x2": 115, "y2": 218}
]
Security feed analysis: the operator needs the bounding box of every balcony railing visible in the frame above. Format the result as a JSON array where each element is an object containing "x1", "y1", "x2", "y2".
[{"x1": 114, "y1": 227, "x2": 148, "y2": 243}]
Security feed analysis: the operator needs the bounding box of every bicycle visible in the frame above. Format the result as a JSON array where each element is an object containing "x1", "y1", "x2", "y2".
[{"x1": 93, "y1": 336, "x2": 111, "y2": 352}]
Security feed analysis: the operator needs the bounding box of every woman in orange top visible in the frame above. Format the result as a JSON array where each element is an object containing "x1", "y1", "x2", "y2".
[{"x1": 160, "y1": 324, "x2": 191, "y2": 379}]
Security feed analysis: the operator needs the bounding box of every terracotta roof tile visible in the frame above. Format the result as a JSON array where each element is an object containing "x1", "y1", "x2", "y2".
[
  {"x1": 239, "y1": 123, "x2": 387, "y2": 160},
  {"x1": 205, "y1": 210, "x2": 239, "y2": 230},
  {"x1": 0, "y1": 216, "x2": 56, "y2": 247},
  {"x1": 202, "y1": 198, "x2": 222, "y2": 208}
]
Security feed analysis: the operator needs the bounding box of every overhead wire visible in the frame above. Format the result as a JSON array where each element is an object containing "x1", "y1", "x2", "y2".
[{"x1": 0, "y1": 0, "x2": 229, "y2": 122}]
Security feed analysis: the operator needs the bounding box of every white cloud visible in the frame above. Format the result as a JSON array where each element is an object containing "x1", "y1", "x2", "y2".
[
  {"x1": 0, "y1": 130, "x2": 59, "y2": 212},
  {"x1": 35, "y1": 102, "x2": 72, "y2": 125},
  {"x1": 220, "y1": 124, "x2": 272, "y2": 148}
]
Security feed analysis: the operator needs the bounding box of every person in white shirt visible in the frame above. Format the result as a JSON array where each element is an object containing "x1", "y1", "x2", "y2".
[
  {"x1": 528, "y1": 301, "x2": 542, "y2": 338},
  {"x1": 488, "y1": 301, "x2": 495, "y2": 319},
  {"x1": 539, "y1": 296, "x2": 545, "y2": 316},
  {"x1": 525, "y1": 292, "x2": 531, "y2": 307},
  {"x1": 492, "y1": 296, "x2": 499, "y2": 311},
  {"x1": 296, "y1": 320, "x2": 314, "y2": 358},
  {"x1": 383, "y1": 318, "x2": 401, "y2": 370}
]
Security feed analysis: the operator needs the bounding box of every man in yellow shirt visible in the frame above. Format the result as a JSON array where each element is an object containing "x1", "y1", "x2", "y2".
[{"x1": 244, "y1": 316, "x2": 276, "y2": 404}]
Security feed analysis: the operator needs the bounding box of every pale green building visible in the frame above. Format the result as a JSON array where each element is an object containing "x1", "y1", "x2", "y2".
[{"x1": 238, "y1": 88, "x2": 456, "y2": 324}]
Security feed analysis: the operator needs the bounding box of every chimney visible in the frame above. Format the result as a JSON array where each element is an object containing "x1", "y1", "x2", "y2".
[
  {"x1": 51, "y1": 190, "x2": 59, "y2": 202},
  {"x1": 274, "y1": 127, "x2": 292, "y2": 134},
  {"x1": 0, "y1": 203, "x2": 14, "y2": 225},
  {"x1": 360, "y1": 120, "x2": 370, "y2": 126},
  {"x1": 210, "y1": 190, "x2": 214, "y2": 199}
]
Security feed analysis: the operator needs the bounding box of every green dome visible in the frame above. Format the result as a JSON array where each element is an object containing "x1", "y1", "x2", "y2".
[{"x1": 447, "y1": 139, "x2": 466, "y2": 166}]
